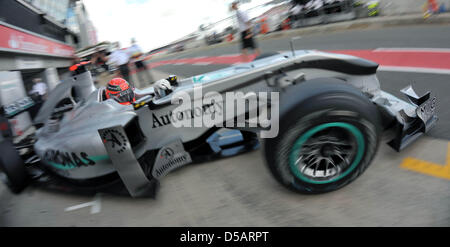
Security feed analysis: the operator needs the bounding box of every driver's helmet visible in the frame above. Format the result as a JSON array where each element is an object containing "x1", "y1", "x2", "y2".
[
  {"x1": 166, "y1": 75, "x2": 178, "y2": 86},
  {"x1": 105, "y1": 78, "x2": 135, "y2": 105}
]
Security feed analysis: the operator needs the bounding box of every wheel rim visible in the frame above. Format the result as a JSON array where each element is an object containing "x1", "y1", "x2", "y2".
[{"x1": 289, "y1": 122, "x2": 365, "y2": 184}]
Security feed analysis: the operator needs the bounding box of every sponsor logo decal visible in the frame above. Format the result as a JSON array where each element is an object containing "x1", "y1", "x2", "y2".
[
  {"x1": 160, "y1": 147, "x2": 175, "y2": 159},
  {"x1": 152, "y1": 102, "x2": 223, "y2": 128},
  {"x1": 192, "y1": 71, "x2": 235, "y2": 84},
  {"x1": 152, "y1": 141, "x2": 192, "y2": 178},
  {"x1": 107, "y1": 84, "x2": 122, "y2": 92},
  {"x1": 43, "y1": 150, "x2": 107, "y2": 170},
  {"x1": 193, "y1": 75, "x2": 205, "y2": 83},
  {"x1": 164, "y1": 85, "x2": 280, "y2": 138},
  {"x1": 154, "y1": 147, "x2": 189, "y2": 177},
  {"x1": 101, "y1": 129, "x2": 127, "y2": 154}
]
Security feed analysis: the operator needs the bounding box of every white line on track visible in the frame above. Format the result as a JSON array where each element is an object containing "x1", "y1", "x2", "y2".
[
  {"x1": 218, "y1": 53, "x2": 240, "y2": 57},
  {"x1": 375, "y1": 48, "x2": 450, "y2": 53},
  {"x1": 378, "y1": 66, "x2": 450, "y2": 75},
  {"x1": 194, "y1": 62, "x2": 213, "y2": 65},
  {"x1": 64, "y1": 194, "x2": 102, "y2": 214}
]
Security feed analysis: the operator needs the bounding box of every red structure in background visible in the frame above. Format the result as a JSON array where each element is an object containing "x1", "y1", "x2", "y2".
[
  {"x1": 282, "y1": 18, "x2": 291, "y2": 30},
  {"x1": 227, "y1": 33, "x2": 234, "y2": 42},
  {"x1": 260, "y1": 18, "x2": 269, "y2": 34},
  {"x1": 0, "y1": 24, "x2": 74, "y2": 57},
  {"x1": 428, "y1": 0, "x2": 439, "y2": 12}
]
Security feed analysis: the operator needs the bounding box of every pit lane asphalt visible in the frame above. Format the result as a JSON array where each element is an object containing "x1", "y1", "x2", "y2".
[
  {"x1": 150, "y1": 24, "x2": 450, "y2": 62},
  {"x1": 1, "y1": 24, "x2": 449, "y2": 226}
]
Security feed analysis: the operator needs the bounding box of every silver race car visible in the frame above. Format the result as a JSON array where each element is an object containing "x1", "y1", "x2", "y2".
[{"x1": 0, "y1": 50, "x2": 437, "y2": 197}]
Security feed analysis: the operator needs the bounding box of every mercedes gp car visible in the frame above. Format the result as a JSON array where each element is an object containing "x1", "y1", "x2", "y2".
[{"x1": 0, "y1": 50, "x2": 437, "y2": 197}]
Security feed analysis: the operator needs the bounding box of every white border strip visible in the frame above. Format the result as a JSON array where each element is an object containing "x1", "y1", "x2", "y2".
[
  {"x1": 218, "y1": 53, "x2": 240, "y2": 57},
  {"x1": 378, "y1": 66, "x2": 450, "y2": 75},
  {"x1": 375, "y1": 48, "x2": 450, "y2": 53},
  {"x1": 194, "y1": 62, "x2": 213, "y2": 65}
]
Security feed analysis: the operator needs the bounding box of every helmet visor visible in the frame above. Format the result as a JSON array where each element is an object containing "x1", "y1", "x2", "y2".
[{"x1": 109, "y1": 87, "x2": 135, "y2": 104}]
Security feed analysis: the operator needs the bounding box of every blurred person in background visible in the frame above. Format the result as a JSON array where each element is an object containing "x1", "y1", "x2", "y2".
[
  {"x1": 281, "y1": 17, "x2": 291, "y2": 30},
  {"x1": 108, "y1": 43, "x2": 132, "y2": 86},
  {"x1": 231, "y1": 1, "x2": 261, "y2": 62},
  {"x1": 90, "y1": 49, "x2": 114, "y2": 87},
  {"x1": 260, "y1": 17, "x2": 269, "y2": 34},
  {"x1": 29, "y1": 78, "x2": 48, "y2": 101},
  {"x1": 305, "y1": 0, "x2": 324, "y2": 17},
  {"x1": 288, "y1": 0, "x2": 307, "y2": 27},
  {"x1": 423, "y1": 0, "x2": 442, "y2": 18},
  {"x1": 91, "y1": 48, "x2": 109, "y2": 74},
  {"x1": 127, "y1": 38, "x2": 153, "y2": 87}
]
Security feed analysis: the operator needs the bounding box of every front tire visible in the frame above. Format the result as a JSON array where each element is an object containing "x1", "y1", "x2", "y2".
[
  {"x1": 264, "y1": 79, "x2": 381, "y2": 194},
  {"x1": 0, "y1": 140, "x2": 29, "y2": 193}
]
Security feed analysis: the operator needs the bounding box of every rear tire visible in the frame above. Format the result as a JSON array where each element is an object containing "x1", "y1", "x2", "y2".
[
  {"x1": 0, "y1": 140, "x2": 29, "y2": 193},
  {"x1": 264, "y1": 79, "x2": 382, "y2": 194}
]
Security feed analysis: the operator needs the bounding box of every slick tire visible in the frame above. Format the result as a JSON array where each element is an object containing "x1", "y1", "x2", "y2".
[
  {"x1": 264, "y1": 78, "x2": 382, "y2": 194},
  {"x1": 0, "y1": 140, "x2": 29, "y2": 193}
]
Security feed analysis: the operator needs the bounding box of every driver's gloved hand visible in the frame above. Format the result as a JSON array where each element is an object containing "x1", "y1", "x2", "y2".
[{"x1": 154, "y1": 79, "x2": 173, "y2": 98}]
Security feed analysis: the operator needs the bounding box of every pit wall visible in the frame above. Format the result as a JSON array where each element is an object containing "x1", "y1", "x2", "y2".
[{"x1": 377, "y1": 0, "x2": 449, "y2": 15}]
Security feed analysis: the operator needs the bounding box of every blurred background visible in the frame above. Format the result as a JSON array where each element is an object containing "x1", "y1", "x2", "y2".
[{"x1": 0, "y1": 0, "x2": 449, "y2": 226}]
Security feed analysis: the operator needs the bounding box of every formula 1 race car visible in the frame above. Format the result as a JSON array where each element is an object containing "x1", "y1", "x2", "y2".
[{"x1": 0, "y1": 50, "x2": 437, "y2": 197}]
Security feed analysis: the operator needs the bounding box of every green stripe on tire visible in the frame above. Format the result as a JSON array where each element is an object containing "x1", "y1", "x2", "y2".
[{"x1": 289, "y1": 122, "x2": 365, "y2": 184}]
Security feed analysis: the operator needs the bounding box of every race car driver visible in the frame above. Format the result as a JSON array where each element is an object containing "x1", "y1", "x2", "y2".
[
  {"x1": 105, "y1": 76, "x2": 176, "y2": 105},
  {"x1": 105, "y1": 78, "x2": 136, "y2": 105}
]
